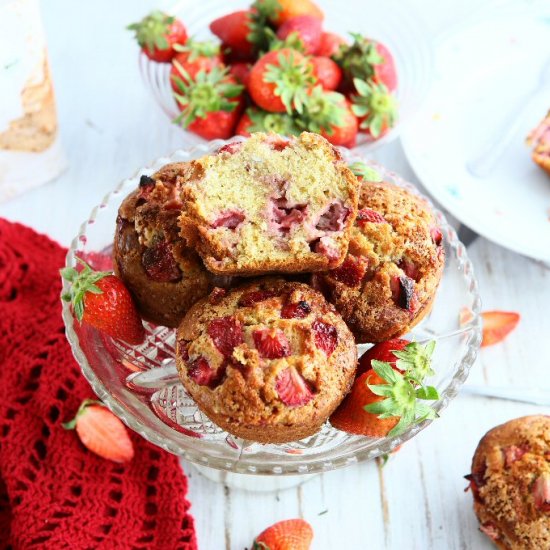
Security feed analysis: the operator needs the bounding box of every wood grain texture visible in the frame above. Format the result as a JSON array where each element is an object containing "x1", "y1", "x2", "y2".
[{"x1": 1, "y1": 1, "x2": 548, "y2": 548}]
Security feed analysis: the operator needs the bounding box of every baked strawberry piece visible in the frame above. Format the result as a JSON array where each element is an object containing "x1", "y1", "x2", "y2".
[
  {"x1": 113, "y1": 163, "x2": 213, "y2": 327},
  {"x1": 526, "y1": 110, "x2": 550, "y2": 176},
  {"x1": 467, "y1": 415, "x2": 550, "y2": 549},
  {"x1": 175, "y1": 278, "x2": 357, "y2": 443},
  {"x1": 178, "y1": 132, "x2": 359, "y2": 276},
  {"x1": 312, "y1": 165, "x2": 445, "y2": 342}
]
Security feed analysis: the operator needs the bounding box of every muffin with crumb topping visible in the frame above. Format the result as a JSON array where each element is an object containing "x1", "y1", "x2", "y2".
[
  {"x1": 467, "y1": 415, "x2": 550, "y2": 549},
  {"x1": 311, "y1": 179, "x2": 444, "y2": 343},
  {"x1": 177, "y1": 132, "x2": 359, "y2": 275},
  {"x1": 113, "y1": 163, "x2": 211, "y2": 327},
  {"x1": 175, "y1": 278, "x2": 357, "y2": 443}
]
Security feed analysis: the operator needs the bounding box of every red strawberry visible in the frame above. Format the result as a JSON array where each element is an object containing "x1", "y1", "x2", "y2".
[
  {"x1": 271, "y1": 0, "x2": 324, "y2": 26},
  {"x1": 503, "y1": 445, "x2": 528, "y2": 467},
  {"x1": 431, "y1": 226, "x2": 443, "y2": 246},
  {"x1": 253, "y1": 328, "x2": 291, "y2": 359},
  {"x1": 533, "y1": 473, "x2": 550, "y2": 512},
  {"x1": 330, "y1": 370, "x2": 399, "y2": 436},
  {"x1": 229, "y1": 62, "x2": 252, "y2": 86},
  {"x1": 390, "y1": 275, "x2": 417, "y2": 312},
  {"x1": 333, "y1": 33, "x2": 397, "y2": 93},
  {"x1": 330, "y1": 255, "x2": 369, "y2": 287},
  {"x1": 275, "y1": 367, "x2": 314, "y2": 406},
  {"x1": 63, "y1": 399, "x2": 134, "y2": 463},
  {"x1": 61, "y1": 260, "x2": 145, "y2": 345},
  {"x1": 210, "y1": 10, "x2": 254, "y2": 60},
  {"x1": 238, "y1": 289, "x2": 281, "y2": 307},
  {"x1": 352, "y1": 79, "x2": 397, "y2": 140},
  {"x1": 372, "y1": 41, "x2": 398, "y2": 92},
  {"x1": 253, "y1": 519, "x2": 313, "y2": 550},
  {"x1": 397, "y1": 257, "x2": 420, "y2": 281},
  {"x1": 169, "y1": 40, "x2": 223, "y2": 91},
  {"x1": 281, "y1": 300, "x2": 312, "y2": 319},
  {"x1": 127, "y1": 11, "x2": 187, "y2": 63},
  {"x1": 481, "y1": 311, "x2": 520, "y2": 347},
  {"x1": 357, "y1": 338, "x2": 409, "y2": 377},
  {"x1": 235, "y1": 107, "x2": 300, "y2": 137},
  {"x1": 312, "y1": 319, "x2": 338, "y2": 356},
  {"x1": 141, "y1": 240, "x2": 182, "y2": 282},
  {"x1": 276, "y1": 15, "x2": 322, "y2": 55},
  {"x1": 356, "y1": 208, "x2": 386, "y2": 226},
  {"x1": 187, "y1": 356, "x2": 225, "y2": 388},
  {"x1": 248, "y1": 48, "x2": 315, "y2": 113},
  {"x1": 311, "y1": 56, "x2": 342, "y2": 91},
  {"x1": 317, "y1": 31, "x2": 346, "y2": 57},
  {"x1": 173, "y1": 67, "x2": 244, "y2": 140},
  {"x1": 209, "y1": 287, "x2": 227, "y2": 305},
  {"x1": 207, "y1": 316, "x2": 244, "y2": 357},
  {"x1": 211, "y1": 210, "x2": 245, "y2": 229},
  {"x1": 302, "y1": 87, "x2": 358, "y2": 147}
]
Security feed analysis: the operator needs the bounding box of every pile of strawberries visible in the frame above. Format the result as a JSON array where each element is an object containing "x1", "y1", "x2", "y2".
[{"x1": 128, "y1": 0, "x2": 398, "y2": 146}]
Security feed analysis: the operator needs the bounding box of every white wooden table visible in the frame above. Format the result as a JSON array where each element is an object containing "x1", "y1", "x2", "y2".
[{"x1": 1, "y1": 1, "x2": 548, "y2": 548}]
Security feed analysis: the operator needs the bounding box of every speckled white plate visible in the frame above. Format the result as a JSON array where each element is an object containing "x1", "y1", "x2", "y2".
[{"x1": 401, "y1": 0, "x2": 550, "y2": 263}]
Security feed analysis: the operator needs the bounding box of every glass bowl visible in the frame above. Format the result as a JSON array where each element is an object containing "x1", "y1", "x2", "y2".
[
  {"x1": 61, "y1": 137, "x2": 481, "y2": 476},
  {"x1": 139, "y1": 0, "x2": 433, "y2": 153}
]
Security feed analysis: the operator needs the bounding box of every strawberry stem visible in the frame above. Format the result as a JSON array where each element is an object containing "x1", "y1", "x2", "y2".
[
  {"x1": 62, "y1": 398, "x2": 104, "y2": 430},
  {"x1": 127, "y1": 10, "x2": 175, "y2": 53}
]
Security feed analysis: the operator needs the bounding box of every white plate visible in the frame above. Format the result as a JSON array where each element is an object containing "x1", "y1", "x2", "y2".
[{"x1": 401, "y1": 0, "x2": 550, "y2": 263}]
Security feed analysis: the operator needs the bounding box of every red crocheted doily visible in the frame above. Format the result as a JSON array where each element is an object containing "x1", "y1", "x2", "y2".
[{"x1": 0, "y1": 218, "x2": 197, "y2": 550}]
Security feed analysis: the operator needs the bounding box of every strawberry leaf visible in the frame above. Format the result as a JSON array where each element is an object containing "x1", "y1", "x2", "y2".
[
  {"x1": 352, "y1": 78, "x2": 397, "y2": 135},
  {"x1": 299, "y1": 86, "x2": 347, "y2": 134},
  {"x1": 127, "y1": 10, "x2": 175, "y2": 53},
  {"x1": 364, "y1": 340, "x2": 440, "y2": 437},
  {"x1": 348, "y1": 161, "x2": 383, "y2": 182}
]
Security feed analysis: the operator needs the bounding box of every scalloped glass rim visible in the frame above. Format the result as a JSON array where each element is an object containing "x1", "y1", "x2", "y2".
[
  {"x1": 61, "y1": 137, "x2": 482, "y2": 475},
  {"x1": 139, "y1": 0, "x2": 434, "y2": 153}
]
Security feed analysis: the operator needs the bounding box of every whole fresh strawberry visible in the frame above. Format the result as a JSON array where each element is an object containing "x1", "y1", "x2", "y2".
[
  {"x1": 248, "y1": 48, "x2": 315, "y2": 113},
  {"x1": 316, "y1": 31, "x2": 346, "y2": 57},
  {"x1": 253, "y1": 518, "x2": 314, "y2": 550},
  {"x1": 63, "y1": 399, "x2": 134, "y2": 463},
  {"x1": 276, "y1": 15, "x2": 322, "y2": 55},
  {"x1": 333, "y1": 33, "x2": 397, "y2": 93},
  {"x1": 236, "y1": 107, "x2": 300, "y2": 137},
  {"x1": 330, "y1": 341, "x2": 440, "y2": 437},
  {"x1": 357, "y1": 338, "x2": 410, "y2": 377},
  {"x1": 169, "y1": 39, "x2": 223, "y2": 91},
  {"x1": 229, "y1": 62, "x2": 252, "y2": 86},
  {"x1": 301, "y1": 86, "x2": 358, "y2": 147},
  {"x1": 311, "y1": 56, "x2": 342, "y2": 91},
  {"x1": 173, "y1": 67, "x2": 244, "y2": 139},
  {"x1": 127, "y1": 10, "x2": 187, "y2": 63},
  {"x1": 269, "y1": 0, "x2": 323, "y2": 26},
  {"x1": 61, "y1": 259, "x2": 145, "y2": 345},
  {"x1": 351, "y1": 78, "x2": 397, "y2": 139},
  {"x1": 210, "y1": 10, "x2": 254, "y2": 60}
]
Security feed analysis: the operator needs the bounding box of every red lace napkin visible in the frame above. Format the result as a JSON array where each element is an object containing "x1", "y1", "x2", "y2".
[{"x1": 0, "y1": 219, "x2": 197, "y2": 549}]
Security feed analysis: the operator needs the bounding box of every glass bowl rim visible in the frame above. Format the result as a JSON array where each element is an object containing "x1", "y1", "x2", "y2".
[{"x1": 61, "y1": 136, "x2": 482, "y2": 475}]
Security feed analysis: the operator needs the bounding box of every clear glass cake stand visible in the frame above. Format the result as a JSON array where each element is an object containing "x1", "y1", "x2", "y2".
[{"x1": 61, "y1": 138, "x2": 482, "y2": 491}]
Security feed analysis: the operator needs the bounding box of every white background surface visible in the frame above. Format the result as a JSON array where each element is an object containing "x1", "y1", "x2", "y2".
[{"x1": 1, "y1": 1, "x2": 549, "y2": 548}]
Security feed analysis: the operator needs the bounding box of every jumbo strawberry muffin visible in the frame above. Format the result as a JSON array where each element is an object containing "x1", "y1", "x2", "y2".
[
  {"x1": 467, "y1": 415, "x2": 550, "y2": 549},
  {"x1": 113, "y1": 163, "x2": 211, "y2": 327},
  {"x1": 178, "y1": 132, "x2": 359, "y2": 275},
  {"x1": 175, "y1": 278, "x2": 357, "y2": 443},
  {"x1": 312, "y1": 179, "x2": 444, "y2": 343}
]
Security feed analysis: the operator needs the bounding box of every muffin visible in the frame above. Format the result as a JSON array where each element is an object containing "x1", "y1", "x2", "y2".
[
  {"x1": 177, "y1": 132, "x2": 360, "y2": 276},
  {"x1": 467, "y1": 415, "x2": 550, "y2": 549},
  {"x1": 113, "y1": 163, "x2": 211, "y2": 327},
  {"x1": 175, "y1": 278, "x2": 357, "y2": 443},
  {"x1": 311, "y1": 180, "x2": 444, "y2": 343},
  {"x1": 526, "y1": 110, "x2": 550, "y2": 175}
]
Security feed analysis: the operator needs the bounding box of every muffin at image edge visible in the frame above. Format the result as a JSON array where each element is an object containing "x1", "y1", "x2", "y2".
[
  {"x1": 175, "y1": 278, "x2": 357, "y2": 444},
  {"x1": 113, "y1": 162, "x2": 211, "y2": 328},
  {"x1": 467, "y1": 415, "x2": 550, "y2": 549},
  {"x1": 312, "y1": 179, "x2": 445, "y2": 342}
]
